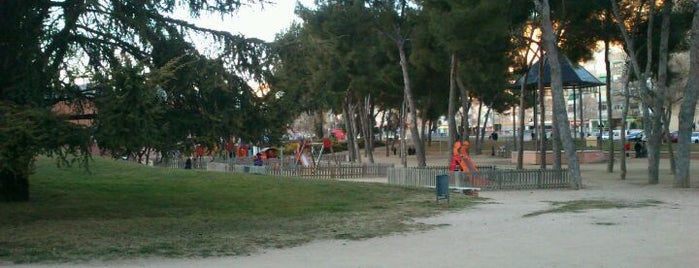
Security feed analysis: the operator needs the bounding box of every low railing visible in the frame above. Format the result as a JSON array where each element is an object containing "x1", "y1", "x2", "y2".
[
  {"x1": 157, "y1": 156, "x2": 570, "y2": 190},
  {"x1": 251, "y1": 162, "x2": 394, "y2": 179},
  {"x1": 386, "y1": 166, "x2": 494, "y2": 188},
  {"x1": 156, "y1": 156, "x2": 393, "y2": 179},
  {"x1": 387, "y1": 166, "x2": 570, "y2": 191}
]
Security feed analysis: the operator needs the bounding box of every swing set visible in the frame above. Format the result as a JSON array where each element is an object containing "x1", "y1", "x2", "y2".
[{"x1": 294, "y1": 138, "x2": 335, "y2": 173}]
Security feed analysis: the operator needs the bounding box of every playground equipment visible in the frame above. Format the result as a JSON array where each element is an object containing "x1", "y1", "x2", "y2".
[
  {"x1": 294, "y1": 139, "x2": 310, "y2": 167},
  {"x1": 294, "y1": 138, "x2": 332, "y2": 173},
  {"x1": 449, "y1": 140, "x2": 489, "y2": 187}
]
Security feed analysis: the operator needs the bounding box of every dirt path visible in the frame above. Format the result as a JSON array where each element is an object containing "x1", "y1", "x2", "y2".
[{"x1": 15, "y1": 149, "x2": 699, "y2": 268}]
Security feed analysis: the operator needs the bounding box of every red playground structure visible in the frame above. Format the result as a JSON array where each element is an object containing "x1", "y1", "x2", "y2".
[{"x1": 449, "y1": 139, "x2": 489, "y2": 187}]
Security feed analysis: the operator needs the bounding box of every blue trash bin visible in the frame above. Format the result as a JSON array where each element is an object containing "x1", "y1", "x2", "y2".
[
  {"x1": 436, "y1": 174, "x2": 449, "y2": 203},
  {"x1": 243, "y1": 166, "x2": 251, "y2": 173}
]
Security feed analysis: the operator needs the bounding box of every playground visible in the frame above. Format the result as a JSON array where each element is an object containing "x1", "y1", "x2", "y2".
[{"x1": 85, "y1": 135, "x2": 699, "y2": 268}]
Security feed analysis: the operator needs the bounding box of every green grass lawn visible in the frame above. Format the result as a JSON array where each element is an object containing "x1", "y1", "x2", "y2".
[{"x1": 0, "y1": 157, "x2": 477, "y2": 264}]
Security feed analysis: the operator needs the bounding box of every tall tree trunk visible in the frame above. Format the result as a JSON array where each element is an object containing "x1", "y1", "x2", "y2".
[
  {"x1": 515, "y1": 44, "x2": 538, "y2": 170},
  {"x1": 538, "y1": 50, "x2": 547, "y2": 169},
  {"x1": 400, "y1": 99, "x2": 408, "y2": 167},
  {"x1": 611, "y1": 0, "x2": 658, "y2": 183},
  {"x1": 657, "y1": 0, "x2": 673, "y2": 174},
  {"x1": 517, "y1": 79, "x2": 528, "y2": 170},
  {"x1": 534, "y1": 0, "x2": 583, "y2": 189},
  {"x1": 552, "y1": 87, "x2": 562, "y2": 170},
  {"x1": 605, "y1": 38, "x2": 615, "y2": 173},
  {"x1": 397, "y1": 41, "x2": 426, "y2": 167},
  {"x1": 533, "y1": 89, "x2": 539, "y2": 155},
  {"x1": 426, "y1": 120, "x2": 433, "y2": 146},
  {"x1": 379, "y1": 109, "x2": 389, "y2": 157},
  {"x1": 343, "y1": 100, "x2": 354, "y2": 162},
  {"x1": 315, "y1": 109, "x2": 325, "y2": 139},
  {"x1": 621, "y1": 62, "x2": 631, "y2": 180},
  {"x1": 420, "y1": 114, "x2": 428, "y2": 148},
  {"x1": 475, "y1": 101, "x2": 484, "y2": 154},
  {"x1": 345, "y1": 96, "x2": 361, "y2": 163},
  {"x1": 448, "y1": 54, "x2": 459, "y2": 167},
  {"x1": 675, "y1": 2, "x2": 699, "y2": 188},
  {"x1": 645, "y1": 0, "x2": 663, "y2": 185},
  {"x1": 480, "y1": 106, "x2": 492, "y2": 155},
  {"x1": 351, "y1": 103, "x2": 362, "y2": 164},
  {"x1": 360, "y1": 95, "x2": 374, "y2": 163},
  {"x1": 512, "y1": 106, "x2": 517, "y2": 157},
  {"x1": 455, "y1": 75, "x2": 471, "y2": 140},
  {"x1": 663, "y1": 108, "x2": 675, "y2": 173}
]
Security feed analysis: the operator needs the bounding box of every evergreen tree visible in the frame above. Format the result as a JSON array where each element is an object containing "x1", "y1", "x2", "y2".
[{"x1": 0, "y1": 0, "x2": 269, "y2": 201}]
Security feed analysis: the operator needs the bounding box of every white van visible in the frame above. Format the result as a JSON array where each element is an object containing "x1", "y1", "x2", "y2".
[{"x1": 601, "y1": 130, "x2": 621, "y2": 140}]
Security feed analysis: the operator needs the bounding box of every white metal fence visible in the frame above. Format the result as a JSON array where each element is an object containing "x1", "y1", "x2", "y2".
[{"x1": 387, "y1": 166, "x2": 571, "y2": 190}]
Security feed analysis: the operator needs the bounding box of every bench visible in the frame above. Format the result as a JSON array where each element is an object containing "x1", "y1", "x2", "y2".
[
  {"x1": 497, "y1": 146, "x2": 510, "y2": 158},
  {"x1": 451, "y1": 186, "x2": 481, "y2": 197}
]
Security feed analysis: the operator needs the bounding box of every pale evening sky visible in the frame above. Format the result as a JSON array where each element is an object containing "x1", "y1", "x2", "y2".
[{"x1": 175, "y1": 0, "x2": 315, "y2": 42}]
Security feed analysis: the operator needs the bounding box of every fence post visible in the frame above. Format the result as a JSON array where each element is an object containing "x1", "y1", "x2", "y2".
[{"x1": 498, "y1": 170, "x2": 503, "y2": 190}]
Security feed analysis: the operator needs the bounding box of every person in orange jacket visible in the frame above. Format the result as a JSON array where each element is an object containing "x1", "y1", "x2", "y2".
[
  {"x1": 451, "y1": 136, "x2": 470, "y2": 171},
  {"x1": 452, "y1": 138, "x2": 470, "y2": 158}
]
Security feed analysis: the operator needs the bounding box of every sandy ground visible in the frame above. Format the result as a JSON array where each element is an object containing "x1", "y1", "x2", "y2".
[{"x1": 13, "y1": 148, "x2": 699, "y2": 268}]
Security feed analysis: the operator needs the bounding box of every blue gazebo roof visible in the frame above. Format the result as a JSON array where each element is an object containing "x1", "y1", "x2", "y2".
[{"x1": 513, "y1": 54, "x2": 605, "y2": 88}]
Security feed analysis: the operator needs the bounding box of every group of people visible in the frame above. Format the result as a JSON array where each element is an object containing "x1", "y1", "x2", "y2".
[
  {"x1": 624, "y1": 141, "x2": 647, "y2": 158},
  {"x1": 182, "y1": 141, "x2": 268, "y2": 169},
  {"x1": 389, "y1": 145, "x2": 416, "y2": 156}
]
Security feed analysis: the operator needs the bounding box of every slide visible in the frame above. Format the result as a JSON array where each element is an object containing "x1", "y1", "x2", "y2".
[
  {"x1": 300, "y1": 154, "x2": 311, "y2": 168},
  {"x1": 450, "y1": 155, "x2": 489, "y2": 187},
  {"x1": 294, "y1": 139, "x2": 316, "y2": 168}
]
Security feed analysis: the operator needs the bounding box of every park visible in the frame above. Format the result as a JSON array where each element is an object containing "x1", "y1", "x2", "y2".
[
  {"x1": 2, "y1": 0, "x2": 699, "y2": 267},
  {"x1": 2, "y1": 144, "x2": 699, "y2": 267}
]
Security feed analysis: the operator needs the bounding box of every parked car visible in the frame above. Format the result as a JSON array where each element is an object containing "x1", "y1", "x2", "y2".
[
  {"x1": 692, "y1": 132, "x2": 699, "y2": 143},
  {"x1": 668, "y1": 131, "x2": 679, "y2": 143},
  {"x1": 627, "y1": 130, "x2": 645, "y2": 142}
]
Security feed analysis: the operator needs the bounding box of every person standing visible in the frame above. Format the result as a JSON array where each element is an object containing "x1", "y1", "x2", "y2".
[
  {"x1": 490, "y1": 132, "x2": 499, "y2": 156},
  {"x1": 253, "y1": 153, "x2": 264, "y2": 166},
  {"x1": 225, "y1": 139, "x2": 234, "y2": 159},
  {"x1": 634, "y1": 142, "x2": 642, "y2": 158},
  {"x1": 184, "y1": 157, "x2": 192, "y2": 169},
  {"x1": 450, "y1": 137, "x2": 469, "y2": 171},
  {"x1": 195, "y1": 144, "x2": 204, "y2": 168}
]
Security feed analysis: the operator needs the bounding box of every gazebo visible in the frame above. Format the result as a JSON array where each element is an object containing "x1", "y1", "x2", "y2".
[{"x1": 513, "y1": 54, "x2": 605, "y2": 139}]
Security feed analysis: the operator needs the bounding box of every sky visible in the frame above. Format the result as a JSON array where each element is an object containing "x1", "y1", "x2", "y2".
[{"x1": 177, "y1": 0, "x2": 315, "y2": 42}]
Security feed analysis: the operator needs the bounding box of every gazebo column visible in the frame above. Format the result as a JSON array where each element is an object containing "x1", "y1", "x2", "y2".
[{"x1": 579, "y1": 86, "x2": 585, "y2": 138}]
